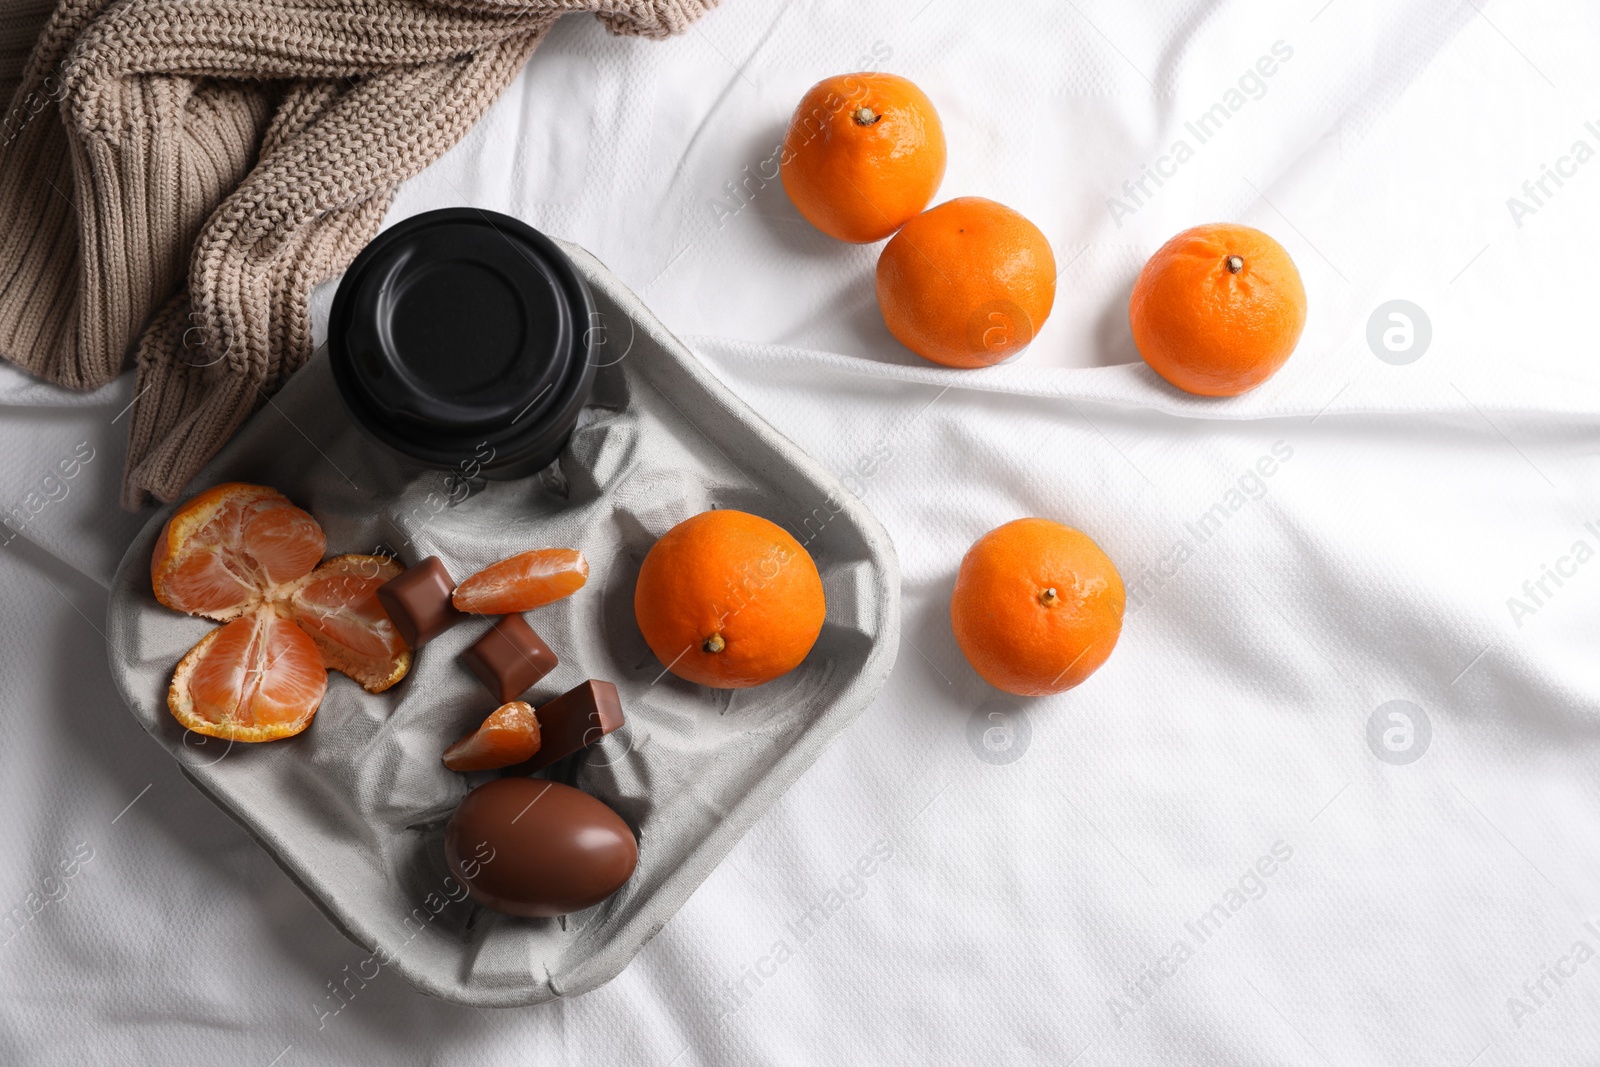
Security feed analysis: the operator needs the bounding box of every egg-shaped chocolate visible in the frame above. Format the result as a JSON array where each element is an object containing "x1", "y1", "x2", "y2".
[{"x1": 445, "y1": 778, "x2": 637, "y2": 918}]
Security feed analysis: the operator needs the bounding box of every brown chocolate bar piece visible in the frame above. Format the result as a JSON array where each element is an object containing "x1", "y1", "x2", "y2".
[
  {"x1": 376, "y1": 556, "x2": 465, "y2": 648},
  {"x1": 460, "y1": 614, "x2": 558, "y2": 702},
  {"x1": 522, "y1": 680, "x2": 624, "y2": 772}
]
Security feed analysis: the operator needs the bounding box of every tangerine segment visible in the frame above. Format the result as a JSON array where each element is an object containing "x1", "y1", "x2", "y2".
[
  {"x1": 452, "y1": 549, "x2": 589, "y2": 615},
  {"x1": 781, "y1": 72, "x2": 946, "y2": 243},
  {"x1": 634, "y1": 510, "x2": 826, "y2": 689},
  {"x1": 1129, "y1": 223, "x2": 1306, "y2": 396},
  {"x1": 151, "y1": 482, "x2": 326, "y2": 621},
  {"x1": 950, "y1": 518, "x2": 1124, "y2": 697},
  {"x1": 281, "y1": 554, "x2": 411, "y2": 693},
  {"x1": 167, "y1": 608, "x2": 328, "y2": 742},
  {"x1": 442, "y1": 701, "x2": 542, "y2": 772}
]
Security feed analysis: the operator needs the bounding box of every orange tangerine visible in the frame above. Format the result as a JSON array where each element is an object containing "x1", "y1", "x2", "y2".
[
  {"x1": 781, "y1": 72, "x2": 946, "y2": 243},
  {"x1": 876, "y1": 197, "x2": 1057, "y2": 368},
  {"x1": 442, "y1": 701, "x2": 542, "y2": 772},
  {"x1": 452, "y1": 549, "x2": 589, "y2": 614},
  {"x1": 167, "y1": 608, "x2": 328, "y2": 742},
  {"x1": 950, "y1": 518, "x2": 1124, "y2": 696},
  {"x1": 1129, "y1": 223, "x2": 1306, "y2": 396},
  {"x1": 634, "y1": 510, "x2": 825, "y2": 688},
  {"x1": 282, "y1": 554, "x2": 411, "y2": 693}
]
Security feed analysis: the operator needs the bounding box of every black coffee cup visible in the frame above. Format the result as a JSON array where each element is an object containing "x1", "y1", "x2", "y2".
[{"x1": 329, "y1": 208, "x2": 598, "y2": 481}]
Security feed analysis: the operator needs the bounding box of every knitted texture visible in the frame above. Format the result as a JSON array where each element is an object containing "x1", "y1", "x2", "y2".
[{"x1": 0, "y1": 0, "x2": 716, "y2": 508}]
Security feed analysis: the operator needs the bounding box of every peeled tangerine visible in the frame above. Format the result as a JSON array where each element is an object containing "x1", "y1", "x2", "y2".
[
  {"x1": 281, "y1": 554, "x2": 411, "y2": 692},
  {"x1": 152, "y1": 483, "x2": 411, "y2": 742},
  {"x1": 168, "y1": 608, "x2": 327, "y2": 742},
  {"x1": 151, "y1": 482, "x2": 325, "y2": 621}
]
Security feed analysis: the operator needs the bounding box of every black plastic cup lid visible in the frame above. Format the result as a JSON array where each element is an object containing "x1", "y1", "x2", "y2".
[{"x1": 328, "y1": 208, "x2": 597, "y2": 473}]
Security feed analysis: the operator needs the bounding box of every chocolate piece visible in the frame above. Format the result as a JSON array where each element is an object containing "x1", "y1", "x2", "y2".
[
  {"x1": 522, "y1": 680, "x2": 624, "y2": 772},
  {"x1": 445, "y1": 778, "x2": 637, "y2": 918},
  {"x1": 376, "y1": 556, "x2": 465, "y2": 648},
  {"x1": 461, "y1": 614, "x2": 557, "y2": 702}
]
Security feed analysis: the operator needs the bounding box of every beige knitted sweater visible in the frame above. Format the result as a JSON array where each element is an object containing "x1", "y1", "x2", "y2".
[{"x1": 0, "y1": 0, "x2": 714, "y2": 508}]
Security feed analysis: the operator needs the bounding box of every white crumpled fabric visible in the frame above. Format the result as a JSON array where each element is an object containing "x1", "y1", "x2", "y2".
[{"x1": 4, "y1": 0, "x2": 1600, "y2": 1063}]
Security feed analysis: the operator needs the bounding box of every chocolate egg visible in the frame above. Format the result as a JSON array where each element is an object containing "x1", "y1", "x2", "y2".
[{"x1": 444, "y1": 778, "x2": 637, "y2": 918}]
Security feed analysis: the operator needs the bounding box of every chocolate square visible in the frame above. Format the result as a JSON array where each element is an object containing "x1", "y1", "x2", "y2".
[
  {"x1": 461, "y1": 614, "x2": 558, "y2": 703},
  {"x1": 522, "y1": 680, "x2": 624, "y2": 772},
  {"x1": 376, "y1": 556, "x2": 466, "y2": 649}
]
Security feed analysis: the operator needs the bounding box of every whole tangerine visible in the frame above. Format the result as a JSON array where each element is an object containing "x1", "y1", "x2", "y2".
[
  {"x1": 1129, "y1": 223, "x2": 1306, "y2": 396},
  {"x1": 634, "y1": 509, "x2": 826, "y2": 689},
  {"x1": 876, "y1": 197, "x2": 1057, "y2": 368},
  {"x1": 950, "y1": 518, "x2": 1124, "y2": 697},
  {"x1": 780, "y1": 72, "x2": 946, "y2": 243}
]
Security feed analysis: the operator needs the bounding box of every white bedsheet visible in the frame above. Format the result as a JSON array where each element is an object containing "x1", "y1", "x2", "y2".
[{"x1": 5, "y1": 0, "x2": 1600, "y2": 1063}]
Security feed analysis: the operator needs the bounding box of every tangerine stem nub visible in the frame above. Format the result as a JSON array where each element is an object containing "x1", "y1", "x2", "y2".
[
  {"x1": 1226, "y1": 255, "x2": 1244, "y2": 274},
  {"x1": 852, "y1": 106, "x2": 881, "y2": 126},
  {"x1": 1040, "y1": 587, "x2": 1060, "y2": 607},
  {"x1": 703, "y1": 633, "x2": 726, "y2": 654}
]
